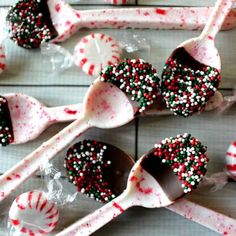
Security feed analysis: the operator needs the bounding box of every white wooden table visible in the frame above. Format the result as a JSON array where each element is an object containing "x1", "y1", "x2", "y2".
[{"x1": 1, "y1": 0, "x2": 236, "y2": 235}]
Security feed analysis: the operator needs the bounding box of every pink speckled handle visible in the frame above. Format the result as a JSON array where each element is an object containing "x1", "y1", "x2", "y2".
[
  {"x1": 48, "y1": 0, "x2": 236, "y2": 43},
  {"x1": 200, "y1": 0, "x2": 235, "y2": 40},
  {"x1": 45, "y1": 103, "x2": 83, "y2": 123},
  {"x1": 56, "y1": 191, "x2": 132, "y2": 236},
  {"x1": 0, "y1": 45, "x2": 6, "y2": 74},
  {"x1": 167, "y1": 198, "x2": 236, "y2": 235},
  {"x1": 0, "y1": 117, "x2": 90, "y2": 202}
]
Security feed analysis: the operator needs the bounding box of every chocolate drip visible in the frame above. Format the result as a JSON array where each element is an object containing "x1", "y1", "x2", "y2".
[
  {"x1": 0, "y1": 96, "x2": 14, "y2": 146},
  {"x1": 140, "y1": 150, "x2": 184, "y2": 201}
]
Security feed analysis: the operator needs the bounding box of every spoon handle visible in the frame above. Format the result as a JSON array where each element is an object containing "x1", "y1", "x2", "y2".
[
  {"x1": 167, "y1": 198, "x2": 236, "y2": 235},
  {"x1": 45, "y1": 104, "x2": 83, "y2": 122},
  {"x1": 0, "y1": 117, "x2": 90, "y2": 202},
  {"x1": 48, "y1": 0, "x2": 236, "y2": 43},
  {"x1": 200, "y1": 0, "x2": 235, "y2": 40},
  {"x1": 56, "y1": 192, "x2": 133, "y2": 236}
]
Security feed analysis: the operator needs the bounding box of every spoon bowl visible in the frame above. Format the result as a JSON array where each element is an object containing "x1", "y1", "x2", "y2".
[
  {"x1": 161, "y1": 0, "x2": 234, "y2": 117},
  {"x1": 57, "y1": 133, "x2": 208, "y2": 236},
  {"x1": 83, "y1": 80, "x2": 134, "y2": 128},
  {"x1": 4, "y1": 93, "x2": 82, "y2": 144}
]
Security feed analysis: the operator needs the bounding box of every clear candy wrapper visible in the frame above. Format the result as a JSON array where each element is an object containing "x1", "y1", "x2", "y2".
[
  {"x1": 216, "y1": 86, "x2": 236, "y2": 114},
  {"x1": 4, "y1": 158, "x2": 79, "y2": 236},
  {"x1": 41, "y1": 31, "x2": 151, "y2": 78},
  {"x1": 199, "y1": 172, "x2": 229, "y2": 192}
]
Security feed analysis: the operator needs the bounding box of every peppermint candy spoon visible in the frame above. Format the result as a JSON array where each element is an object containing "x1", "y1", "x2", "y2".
[
  {"x1": 9, "y1": 191, "x2": 59, "y2": 235},
  {"x1": 64, "y1": 139, "x2": 236, "y2": 235},
  {"x1": 161, "y1": 0, "x2": 235, "y2": 117},
  {"x1": 57, "y1": 134, "x2": 209, "y2": 236},
  {"x1": 0, "y1": 59, "x2": 159, "y2": 202},
  {"x1": 6, "y1": 0, "x2": 236, "y2": 49},
  {"x1": 2, "y1": 93, "x2": 82, "y2": 145},
  {"x1": 65, "y1": 139, "x2": 134, "y2": 203},
  {"x1": 0, "y1": 90, "x2": 223, "y2": 146}
]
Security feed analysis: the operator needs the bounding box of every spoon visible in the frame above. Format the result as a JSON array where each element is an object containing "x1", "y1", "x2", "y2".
[
  {"x1": 64, "y1": 139, "x2": 134, "y2": 203},
  {"x1": 0, "y1": 59, "x2": 159, "y2": 202},
  {"x1": 161, "y1": 0, "x2": 234, "y2": 117},
  {"x1": 63, "y1": 139, "x2": 236, "y2": 235},
  {"x1": 3, "y1": 93, "x2": 82, "y2": 145},
  {"x1": 0, "y1": 90, "x2": 223, "y2": 146},
  {"x1": 6, "y1": 0, "x2": 236, "y2": 49},
  {"x1": 57, "y1": 133, "x2": 209, "y2": 236}
]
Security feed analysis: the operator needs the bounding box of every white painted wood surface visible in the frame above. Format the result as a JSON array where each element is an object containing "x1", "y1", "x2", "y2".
[{"x1": 0, "y1": 0, "x2": 236, "y2": 235}]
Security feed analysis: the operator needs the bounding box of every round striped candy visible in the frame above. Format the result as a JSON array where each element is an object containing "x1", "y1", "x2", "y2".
[
  {"x1": 0, "y1": 45, "x2": 6, "y2": 74},
  {"x1": 9, "y1": 191, "x2": 59, "y2": 235},
  {"x1": 226, "y1": 141, "x2": 236, "y2": 181},
  {"x1": 74, "y1": 33, "x2": 122, "y2": 77}
]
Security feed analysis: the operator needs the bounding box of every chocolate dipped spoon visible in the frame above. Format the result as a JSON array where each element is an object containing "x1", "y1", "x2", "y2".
[
  {"x1": 0, "y1": 90, "x2": 223, "y2": 146},
  {"x1": 6, "y1": 0, "x2": 236, "y2": 49},
  {"x1": 1, "y1": 93, "x2": 82, "y2": 145},
  {"x1": 0, "y1": 59, "x2": 159, "y2": 202},
  {"x1": 65, "y1": 139, "x2": 134, "y2": 203},
  {"x1": 57, "y1": 134, "x2": 209, "y2": 236},
  {"x1": 64, "y1": 139, "x2": 236, "y2": 235},
  {"x1": 161, "y1": 0, "x2": 234, "y2": 117}
]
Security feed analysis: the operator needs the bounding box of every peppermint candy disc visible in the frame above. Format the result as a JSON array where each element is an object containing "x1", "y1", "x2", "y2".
[
  {"x1": 0, "y1": 45, "x2": 6, "y2": 74},
  {"x1": 226, "y1": 141, "x2": 236, "y2": 181},
  {"x1": 9, "y1": 191, "x2": 59, "y2": 235},
  {"x1": 74, "y1": 33, "x2": 122, "y2": 76}
]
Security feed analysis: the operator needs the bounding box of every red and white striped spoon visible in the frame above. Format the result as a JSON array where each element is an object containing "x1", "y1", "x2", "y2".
[{"x1": 6, "y1": 0, "x2": 236, "y2": 49}]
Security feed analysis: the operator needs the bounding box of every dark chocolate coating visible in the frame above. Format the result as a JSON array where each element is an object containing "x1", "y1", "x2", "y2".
[
  {"x1": 140, "y1": 149, "x2": 184, "y2": 201},
  {"x1": 0, "y1": 96, "x2": 14, "y2": 145},
  {"x1": 102, "y1": 143, "x2": 134, "y2": 196},
  {"x1": 41, "y1": 0, "x2": 58, "y2": 39},
  {"x1": 170, "y1": 47, "x2": 207, "y2": 70}
]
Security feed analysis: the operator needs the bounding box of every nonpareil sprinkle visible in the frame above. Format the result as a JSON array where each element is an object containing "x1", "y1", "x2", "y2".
[
  {"x1": 0, "y1": 96, "x2": 14, "y2": 146},
  {"x1": 100, "y1": 59, "x2": 160, "y2": 114},
  {"x1": 161, "y1": 47, "x2": 221, "y2": 117},
  {"x1": 6, "y1": 0, "x2": 58, "y2": 49},
  {"x1": 64, "y1": 140, "x2": 116, "y2": 203},
  {"x1": 153, "y1": 133, "x2": 208, "y2": 193}
]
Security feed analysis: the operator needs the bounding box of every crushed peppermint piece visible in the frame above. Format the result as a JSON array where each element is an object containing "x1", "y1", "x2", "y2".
[
  {"x1": 0, "y1": 96, "x2": 14, "y2": 146},
  {"x1": 6, "y1": 0, "x2": 58, "y2": 49},
  {"x1": 100, "y1": 59, "x2": 160, "y2": 114},
  {"x1": 161, "y1": 47, "x2": 221, "y2": 117},
  {"x1": 64, "y1": 140, "x2": 116, "y2": 203},
  {"x1": 153, "y1": 133, "x2": 208, "y2": 193}
]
